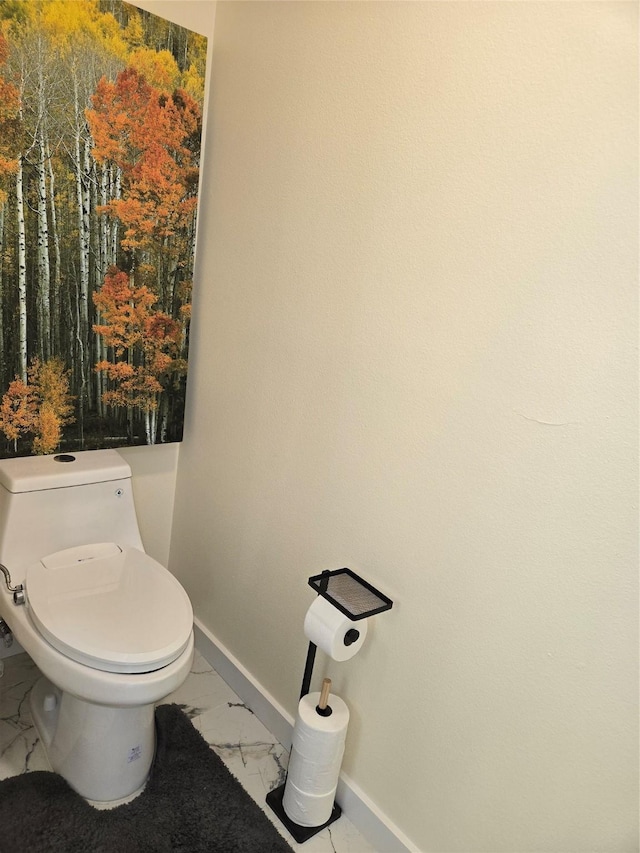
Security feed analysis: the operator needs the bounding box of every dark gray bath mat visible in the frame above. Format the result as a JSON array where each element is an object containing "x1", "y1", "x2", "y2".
[{"x1": 0, "y1": 703, "x2": 293, "y2": 852}]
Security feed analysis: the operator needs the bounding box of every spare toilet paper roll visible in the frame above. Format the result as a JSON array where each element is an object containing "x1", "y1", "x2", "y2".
[
  {"x1": 303, "y1": 596, "x2": 367, "y2": 661},
  {"x1": 283, "y1": 691, "x2": 350, "y2": 827},
  {"x1": 283, "y1": 780, "x2": 338, "y2": 828}
]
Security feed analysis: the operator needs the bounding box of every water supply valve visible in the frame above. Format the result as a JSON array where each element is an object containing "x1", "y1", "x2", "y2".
[{"x1": 0, "y1": 563, "x2": 25, "y2": 605}]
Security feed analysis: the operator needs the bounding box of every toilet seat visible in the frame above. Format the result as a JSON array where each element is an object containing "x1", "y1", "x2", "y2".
[{"x1": 25, "y1": 543, "x2": 193, "y2": 674}]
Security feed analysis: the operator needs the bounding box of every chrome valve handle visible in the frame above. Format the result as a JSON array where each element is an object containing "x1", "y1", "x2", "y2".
[{"x1": 0, "y1": 563, "x2": 25, "y2": 605}]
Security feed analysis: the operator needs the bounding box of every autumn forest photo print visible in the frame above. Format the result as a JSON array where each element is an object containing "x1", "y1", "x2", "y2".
[{"x1": 0, "y1": 0, "x2": 206, "y2": 458}]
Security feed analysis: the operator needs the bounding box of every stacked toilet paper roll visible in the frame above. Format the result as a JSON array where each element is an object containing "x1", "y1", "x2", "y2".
[
  {"x1": 303, "y1": 595, "x2": 367, "y2": 661},
  {"x1": 282, "y1": 691, "x2": 350, "y2": 828}
]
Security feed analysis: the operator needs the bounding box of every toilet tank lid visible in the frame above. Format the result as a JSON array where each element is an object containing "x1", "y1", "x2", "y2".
[{"x1": 0, "y1": 450, "x2": 132, "y2": 493}]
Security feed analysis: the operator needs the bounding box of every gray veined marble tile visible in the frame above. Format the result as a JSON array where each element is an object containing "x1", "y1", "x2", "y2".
[
  {"x1": 196, "y1": 698, "x2": 288, "y2": 795},
  {"x1": 0, "y1": 650, "x2": 377, "y2": 853},
  {"x1": 0, "y1": 724, "x2": 50, "y2": 778},
  {"x1": 0, "y1": 673, "x2": 38, "y2": 723},
  {"x1": 161, "y1": 649, "x2": 239, "y2": 717}
]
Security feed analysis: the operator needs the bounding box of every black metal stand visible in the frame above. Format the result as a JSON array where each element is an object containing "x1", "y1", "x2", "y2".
[
  {"x1": 300, "y1": 641, "x2": 317, "y2": 699},
  {"x1": 266, "y1": 568, "x2": 393, "y2": 844},
  {"x1": 266, "y1": 783, "x2": 342, "y2": 844},
  {"x1": 266, "y1": 635, "x2": 343, "y2": 843}
]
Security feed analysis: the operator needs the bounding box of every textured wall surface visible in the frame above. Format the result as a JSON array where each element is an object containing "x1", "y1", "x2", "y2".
[{"x1": 167, "y1": 3, "x2": 637, "y2": 851}]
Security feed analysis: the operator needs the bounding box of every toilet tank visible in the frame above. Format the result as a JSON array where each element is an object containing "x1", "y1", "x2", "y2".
[{"x1": 0, "y1": 449, "x2": 145, "y2": 583}]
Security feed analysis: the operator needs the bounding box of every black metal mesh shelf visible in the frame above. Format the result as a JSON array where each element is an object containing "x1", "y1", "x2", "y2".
[{"x1": 308, "y1": 568, "x2": 393, "y2": 621}]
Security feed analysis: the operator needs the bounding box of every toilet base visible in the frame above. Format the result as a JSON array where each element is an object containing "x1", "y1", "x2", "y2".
[{"x1": 31, "y1": 676, "x2": 156, "y2": 803}]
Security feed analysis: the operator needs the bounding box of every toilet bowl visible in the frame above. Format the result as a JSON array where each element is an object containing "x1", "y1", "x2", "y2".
[{"x1": 0, "y1": 450, "x2": 195, "y2": 803}]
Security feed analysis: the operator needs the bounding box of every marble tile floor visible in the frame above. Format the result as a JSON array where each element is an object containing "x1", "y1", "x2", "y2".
[{"x1": 0, "y1": 650, "x2": 377, "y2": 853}]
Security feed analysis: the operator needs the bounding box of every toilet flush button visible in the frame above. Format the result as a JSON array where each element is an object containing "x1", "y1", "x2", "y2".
[{"x1": 43, "y1": 693, "x2": 57, "y2": 712}]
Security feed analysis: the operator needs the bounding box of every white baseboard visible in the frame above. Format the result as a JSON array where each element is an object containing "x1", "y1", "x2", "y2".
[
  {"x1": 193, "y1": 617, "x2": 295, "y2": 749},
  {"x1": 193, "y1": 617, "x2": 418, "y2": 853}
]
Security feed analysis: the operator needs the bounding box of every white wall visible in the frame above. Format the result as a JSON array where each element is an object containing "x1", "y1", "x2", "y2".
[
  {"x1": 118, "y1": 444, "x2": 178, "y2": 565},
  {"x1": 168, "y1": 3, "x2": 638, "y2": 851}
]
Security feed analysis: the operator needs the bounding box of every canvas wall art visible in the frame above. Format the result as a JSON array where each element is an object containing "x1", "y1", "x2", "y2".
[{"x1": 0, "y1": 0, "x2": 206, "y2": 457}]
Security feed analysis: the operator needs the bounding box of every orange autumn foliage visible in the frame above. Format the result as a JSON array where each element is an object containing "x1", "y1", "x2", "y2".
[
  {"x1": 94, "y1": 267, "x2": 183, "y2": 416},
  {"x1": 0, "y1": 358, "x2": 75, "y2": 454},
  {"x1": 86, "y1": 67, "x2": 201, "y2": 252},
  {"x1": 0, "y1": 33, "x2": 20, "y2": 203},
  {"x1": 0, "y1": 378, "x2": 37, "y2": 449},
  {"x1": 32, "y1": 404, "x2": 61, "y2": 456},
  {"x1": 94, "y1": 267, "x2": 156, "y2": 354}
]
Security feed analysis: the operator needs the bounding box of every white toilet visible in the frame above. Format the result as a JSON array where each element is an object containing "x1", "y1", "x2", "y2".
[{"x1": 0, "y1": 449, "x2": 194, "y2": 803}]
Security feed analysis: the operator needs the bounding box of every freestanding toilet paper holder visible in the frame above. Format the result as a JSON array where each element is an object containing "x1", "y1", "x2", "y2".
[
  {"x1": 266, "y1": 568, "x2": 393, "y2": 843},
  {"x1": 300, "y1": 568, "x2": 393, "y2": 698}
]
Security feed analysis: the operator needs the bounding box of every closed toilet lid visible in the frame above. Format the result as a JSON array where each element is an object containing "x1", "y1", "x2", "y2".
[{"x1": 25, "y1": 543, "x2": 193, "y2": 674}]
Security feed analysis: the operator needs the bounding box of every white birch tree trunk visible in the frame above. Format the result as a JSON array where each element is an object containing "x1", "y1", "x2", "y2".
[
  {"x1": 73, "y1": 72, "x2": 90, "y2": 413},
  {"x1": 16, "y1": 155, "x2": 27, "y2": 383},
  {"x1": 95, "y1": 161, "x2": 109, "y2": 418},
  {"x1": 159, "y1": 395, "x2": 168, "y2": 443},
  {"x1": 46, "y1": 140, "x2": 61, "y2": 356},
  {"x1": 144, "y1": 407, "x2": 157, "y2": 445},
  {"x1": 110, "y1": 165, "x2": 121, "y2": 265},
  {"x1": 36, "y1": 124, "x2": 51, "y2": 361}
]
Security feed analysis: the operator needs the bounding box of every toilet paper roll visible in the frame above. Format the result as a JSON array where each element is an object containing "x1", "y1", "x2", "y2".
[
  {"x1": 287, "y1": 744, "x2": 345, "y2": 792},
  {"x1": 291, "y1": 725, "x2": 346, "y2": 764},
  {"x1": 303, "y1": 596, "x2": 367, "y2": 661},
  {"x1": 283, "y1": 691, "x2": 350, "y2": 827},
  {"x1": 282, "y1": 778, "x2": 338, "y2": 828}
]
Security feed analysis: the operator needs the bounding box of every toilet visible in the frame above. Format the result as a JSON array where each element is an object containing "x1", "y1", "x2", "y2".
[{"x1": 0, "y1": 449, "x2": 194, "y2": 803}]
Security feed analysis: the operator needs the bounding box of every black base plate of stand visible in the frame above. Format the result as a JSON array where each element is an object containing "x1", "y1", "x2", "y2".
[{"x1": 266, "y1": 783, "x2": 342, "y2": 843}]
